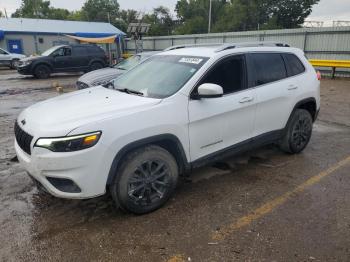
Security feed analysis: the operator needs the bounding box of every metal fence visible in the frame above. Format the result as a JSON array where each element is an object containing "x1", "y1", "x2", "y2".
[{"x1": 125, "y1": 26, "x2": 350, "y2": 77}]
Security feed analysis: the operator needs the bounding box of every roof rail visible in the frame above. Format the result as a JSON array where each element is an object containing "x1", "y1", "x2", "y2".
[
  {"x1": 215, "y1": 41, "x2": 290, "y2": 52},
  {"x1": 164, "y1": 43, "x2": 222, "y2": 51},
  {"x1": 164, "y1": 41, "x2": 290, "y2": 52}
]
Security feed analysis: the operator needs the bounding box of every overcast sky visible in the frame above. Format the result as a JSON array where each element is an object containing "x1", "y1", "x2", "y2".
[{"x1": 1, "y1": 0, "x2": 350, "y2": 25}]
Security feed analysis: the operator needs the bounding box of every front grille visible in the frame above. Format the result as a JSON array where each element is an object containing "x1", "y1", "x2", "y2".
[
  {"x1": 76, "y1": 81, "x2": 89, "y2": 90},
  {"x1": 14, "y1": 121, "x2": 33, "y2": 155}
]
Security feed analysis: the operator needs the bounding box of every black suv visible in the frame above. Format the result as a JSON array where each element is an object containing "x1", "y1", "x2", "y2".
[{"x1": 17, "y1": 44, "x2": 108, "y2": 79}]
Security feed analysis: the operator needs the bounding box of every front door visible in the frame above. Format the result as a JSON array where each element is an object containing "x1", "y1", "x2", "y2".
[
  {"x1": 188, "y1": 55, "x2": 256, "y2": 161},
  {"x1": 7, "y1": 39, "x2": 23, "y2": 54},
  {"x1": 52, "y1": 47, "x2": 73, "y2": 71}
]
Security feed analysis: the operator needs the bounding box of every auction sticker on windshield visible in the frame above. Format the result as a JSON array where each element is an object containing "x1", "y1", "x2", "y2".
[{"x1": 179, "y1": 57, "x2": 203, "y2": 64}]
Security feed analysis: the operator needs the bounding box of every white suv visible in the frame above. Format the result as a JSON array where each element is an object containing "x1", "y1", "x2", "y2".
[{"x1": 15, "y1": 42, "x2": 320, "y2": 214}]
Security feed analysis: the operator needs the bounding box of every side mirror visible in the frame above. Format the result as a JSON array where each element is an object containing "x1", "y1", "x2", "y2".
[
  {"x1": 103, "y1": 79, "x2": 116, "y2": 89},
  {"x1": 196, "y1": 83, "x2": 223, "y2": 99}
]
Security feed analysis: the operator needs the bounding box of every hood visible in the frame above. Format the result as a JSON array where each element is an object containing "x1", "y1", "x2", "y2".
[
  {"x1": 20, "y1": 55, "x2": 43, "y2": 62},
  {"x1": 11, "y1": 53, "x2": 26, "y2": 58},
  {"x1": 18, "y1": 86, "x2": 161, "y2": 137},
  {"x1": 78, "y1": 67, "x2": 125, "y2": 86}
]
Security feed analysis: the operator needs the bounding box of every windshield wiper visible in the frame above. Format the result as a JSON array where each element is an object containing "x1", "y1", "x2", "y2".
[{"x1": 116, "y1": 88, "x2": 143, "y2": 96}]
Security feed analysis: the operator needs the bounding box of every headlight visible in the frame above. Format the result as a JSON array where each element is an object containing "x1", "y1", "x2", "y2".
[
  {"x1": 19, "y1": 60, "x2": 32, "y2": 67},
  {"x1": 35, "y1": 131, "x2": 101, "y2": 152}
]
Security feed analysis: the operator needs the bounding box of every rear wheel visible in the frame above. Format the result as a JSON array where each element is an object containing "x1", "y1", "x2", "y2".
[
  {"x1": 110, "y1": 145, "x2": 178, "y2": 214},
  {"x1": 34, "y1": 64, "x2": 51, "y2": 79},
  {"x1": 89, "y1": 62, "x2": 103, "y2": 72},
  {"x1": 280, "y1": 109, "x2": 313, "y2": 154}
]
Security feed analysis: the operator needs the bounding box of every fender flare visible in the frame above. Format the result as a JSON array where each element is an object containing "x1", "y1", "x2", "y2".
[
  {"x1": 106, "y1": 134, "x2": 190, "y2": 185},
  {"x1": 284, "y1": 97, "x2": 317, "y2": 131},
  {"x1": 32, "y1": 61, "x2": 53, "y2": 72},
  {"x1": 89, "y1": 59, "x2": 105, "y2": 67}
]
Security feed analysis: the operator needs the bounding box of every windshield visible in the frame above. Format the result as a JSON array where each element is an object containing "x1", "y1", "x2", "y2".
[
  {"x1": 41, "y1": 46, "x2": 61, "y2": 56},
  {"x1": 114, "y1": 55, "x2": 141, "y2": 70},
  {"x1": 113, "y1": 55, "x2": 208, "y2": 98}
]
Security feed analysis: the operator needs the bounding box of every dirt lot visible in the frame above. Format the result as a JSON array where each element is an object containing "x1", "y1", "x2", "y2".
[{"x1": 0, "y1": 68, "x2": 349, "y2": 261}]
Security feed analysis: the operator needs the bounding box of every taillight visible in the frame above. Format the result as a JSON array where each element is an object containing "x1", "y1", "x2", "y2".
[{"x1": 316, "y1": 71, "x2": 321, "y2": 80}]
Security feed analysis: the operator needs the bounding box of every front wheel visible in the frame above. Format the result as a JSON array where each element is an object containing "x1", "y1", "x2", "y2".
[
  {"x1": 280, "y1": 109, "x2": 313, "y2": 154},
  {"x1": 110, "y1": 145, "x2": 179, "y2": 214},
  {"x1": 10, "y1": 59, "x2": 19, "y2": 69},
  {"x1": 34, "y1": 64, "x2": 51, "y2": 79}
]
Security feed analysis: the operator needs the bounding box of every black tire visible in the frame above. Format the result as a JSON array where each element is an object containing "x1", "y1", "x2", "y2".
[
  {"x1": 34, "y1": 64, "x2": 51, "y2": 79},
  {"x1": 10, "y1": 59, "x2": 19, "y2": 69},
  {"x1": 89, "y1": 62, "x2": 103, "y2": 72},
  {"x1": 110, "y1": 145, "x2": 179, "y2": 214},
  {"x1": 280, "y1": 109, "x2": 313, "y2": 154}
]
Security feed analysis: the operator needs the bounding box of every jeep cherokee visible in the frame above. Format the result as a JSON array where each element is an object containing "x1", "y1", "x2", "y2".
[{"x1": 14, "y1": 42, "x2": 320, "y2": 214}]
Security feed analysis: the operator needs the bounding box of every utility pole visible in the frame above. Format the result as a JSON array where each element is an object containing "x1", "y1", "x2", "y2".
[{"x1": 208, "y1": 0, "x2": 212, "y2": 33}]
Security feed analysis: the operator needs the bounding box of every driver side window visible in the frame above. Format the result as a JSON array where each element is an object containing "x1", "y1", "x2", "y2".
[
  {"x1": 53, "y1": 47, "x2": 71, "y2": 57},
  {"x1": 198, "y1": 55, "x2": 247, "y2": 95}
]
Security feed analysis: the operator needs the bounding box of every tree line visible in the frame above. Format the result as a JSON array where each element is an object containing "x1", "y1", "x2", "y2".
[{"x1": 9, "y1": 0, "x2": 320, "y2": 36}]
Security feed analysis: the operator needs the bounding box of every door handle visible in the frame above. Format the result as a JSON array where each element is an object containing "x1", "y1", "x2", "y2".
[
  {"x1": 239, "y1": 97, "x2": 254, "y2": 103},
  {"x1": 287, "y1": 85, "x2": 298, "y2": 90}
]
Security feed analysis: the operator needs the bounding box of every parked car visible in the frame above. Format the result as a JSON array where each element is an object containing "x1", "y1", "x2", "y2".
[
  {"x1": 17, "y1": 44, "x2": 108, "y2": 79},
  {"x1": 0, "y1": 47, "x2": 26, "y2": 69},
  {"x1": 76, "y1": 51, "x2": 160, "y2": 89},
  {"x1": 15, "y1": 42, "x2": 320, "y2": 214}
]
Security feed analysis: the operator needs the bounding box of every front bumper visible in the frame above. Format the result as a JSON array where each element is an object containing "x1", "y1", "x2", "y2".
[
  {"x1": 17, "y1": 65, "x2": 32, "y2": 75},
  {"x1": 15, "y1": 139, "x2": 108, "y2": 199}
]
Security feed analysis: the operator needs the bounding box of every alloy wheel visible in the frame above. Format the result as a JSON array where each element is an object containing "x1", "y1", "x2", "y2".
[{"x1": 127, "y1": 160, "x2": 170, "y2": 206}]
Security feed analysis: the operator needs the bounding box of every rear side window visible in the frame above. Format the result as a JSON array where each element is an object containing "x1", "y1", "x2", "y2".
[
  {"x1": 283, "y1": 53, "x2": 305, "y2": 76},
  {"x1": 251, "y1": 53, "x2": 287, "y2": 86},
  {"x1": 73, "y1": 47, "x2": 87, "y2": 56},
  {"x1": 88, "y1": 46, "x2": 105, "y2": 55}
]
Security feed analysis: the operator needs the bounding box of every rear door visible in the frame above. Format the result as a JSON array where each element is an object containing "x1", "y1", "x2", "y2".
[
  {"x1": 72, "y1": 46, "x2": 90, "y2": 70},
  {"x1": 188, "y1": 54, "x2": 257, "y2": 161},
  {"x1": 248, "y1": 52, "x2": 296, "y2": 137}
]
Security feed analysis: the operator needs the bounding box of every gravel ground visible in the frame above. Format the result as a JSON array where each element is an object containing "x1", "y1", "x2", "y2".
[{"x1": 0, "y1": 69, "x2": 349, "y2": 261}]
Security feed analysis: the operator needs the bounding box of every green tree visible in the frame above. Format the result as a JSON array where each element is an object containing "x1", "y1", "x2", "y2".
[
  {"x1": 266, "y1": 0, "x2": 320, "y2": 29},
  {"x1": 67, "y1": 10, "x2": 84, "y2": 21},
  {"x1": 175, "y1": 0, "x2": 227, "y2": 34},
  {"x1": 81, "y1": 0, "x2": 119, "y2": 23},
  {"x1": 12, "y1": 0, "x2": 51, "y2": 18},
  {"x1": 175, "y1": 0, "x2": 320, "y2": 34},
  {"x1": 48, "y1": 8, "x2": 70, "y2": 20},
  {"x1": 143, "y1": 6, "x2": 175, "y2": 36},
  {"x1": 114, "y1": 9, "x2": 138, "y2": 32},
  {"x1": 0, "y1": 10, "x2": 4, "y2": 17},
  {"x1": 11, "y1": 0, "x2": 72, "y2": 20}
]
